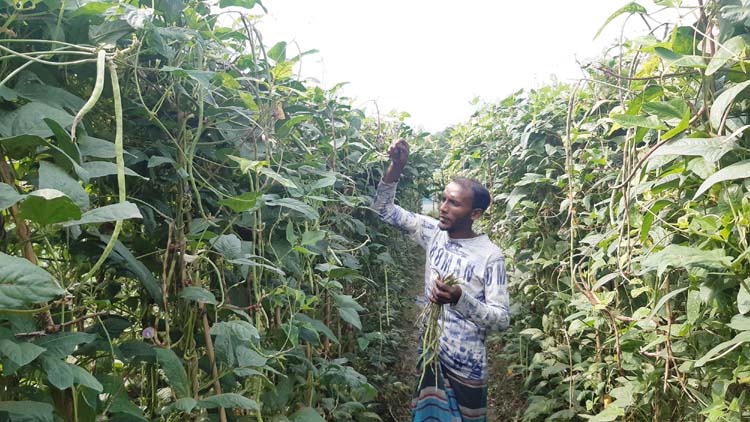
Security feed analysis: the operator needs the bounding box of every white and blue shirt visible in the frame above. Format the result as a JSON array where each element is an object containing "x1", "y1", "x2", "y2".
[{"x1": 373, "y1": 180, "x2": 510, "y2": 381}]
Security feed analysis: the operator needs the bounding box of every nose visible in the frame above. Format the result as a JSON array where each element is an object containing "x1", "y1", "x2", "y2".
[{"x1": 439, "y1": 200, "x2": 448, "y2": 213}]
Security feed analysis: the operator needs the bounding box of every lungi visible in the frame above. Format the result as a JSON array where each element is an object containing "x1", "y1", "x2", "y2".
[{"x1": 411, "y1": 361, "x2": 487, "y2": 422}]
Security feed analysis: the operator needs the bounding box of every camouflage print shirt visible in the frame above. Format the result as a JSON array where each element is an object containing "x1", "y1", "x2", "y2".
[{"x1": 373, "y1": 180, "x2": 510, "y2": 381}]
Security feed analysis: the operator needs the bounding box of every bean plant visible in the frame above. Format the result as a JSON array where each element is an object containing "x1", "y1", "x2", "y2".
[{"x1": 0, "y1": 0, "x2": 438, "y2": 421}]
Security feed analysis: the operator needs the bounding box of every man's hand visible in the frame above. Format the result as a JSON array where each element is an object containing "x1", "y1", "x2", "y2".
[
  {"x1": 430, "y1": 278, "x2": 462, "y2": 305},
  {"x1": 383, "y1": 139, "x2": 409, "y2": 183}
]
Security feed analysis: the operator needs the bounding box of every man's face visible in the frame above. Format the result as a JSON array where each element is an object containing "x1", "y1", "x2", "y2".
[{"x1": 438, "y1": 182, "x2": 480, "y2": 233}]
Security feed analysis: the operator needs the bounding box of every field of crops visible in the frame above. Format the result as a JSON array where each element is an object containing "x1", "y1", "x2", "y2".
[{"x1": 1, "y1": 0, "x2": 750, "y2": 421}]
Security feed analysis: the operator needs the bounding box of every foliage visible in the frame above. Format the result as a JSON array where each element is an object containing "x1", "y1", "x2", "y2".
[
  {"x1": 0, "y1": 0, "x2": 436, "y2": 420},
  {"x1": 439, "y1": 1, "x2": 750, "y2": 420}
]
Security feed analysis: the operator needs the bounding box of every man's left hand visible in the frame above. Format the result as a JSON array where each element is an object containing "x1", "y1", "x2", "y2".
[{"x1": 431, "y1": 279, "x2": 462, "y2": 305}]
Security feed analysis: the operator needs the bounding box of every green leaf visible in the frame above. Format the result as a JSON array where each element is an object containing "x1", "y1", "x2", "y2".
[
  {"x1": 649, "y1": 287, "x2": 688, "y2": 319},
  {"x1": 706, "y1": 35, "x2": 747, "y2": 75},
  {"x1": 611, "y1": 114, "x2": 667, "y2": 130},
  {"x1": 210, "y1": 234, "x2": 243, "y2": 260},
  {"x1": 34, "y1": 332, "x2": 96, "y2": 358},
  {"x1": 0, "y1": 401, "x2": 54, "y2": 422},
  {"x1": 43, "y1": 119, "x2": 80, "y2": 164},
  {"x1": 235, "y1": 345, "x2": 267, "y2": 368},
  {"x1": 38, "y1": 161, "x2": 89, "y2": 209},
  {"x1": 738, "y1": 279, "x2": 750, "y2": 315},
  {"x1": 219, "y1": 192, "x2": 262, "y2": 212},
  {"x1": 210, "y1": 320, "x2": 259, "y2": 342},
  {"x1": 0, "y1": 183, "x2": 25, "y2": 210},
  {"x1": 62, "y1": 202, "x2": 143, "y2": 227},
  {"x1": 643, "y1": 99, "x2": 688, "y2": 121},
  {"x1": 694, "y1": 159, "x2": 750, "y2": 199},
  {"x1": 81, "y1": 161, "x2": 145, "y2": 179},
  {"x1": 266, "y1": 197, "x2": 319, "y2": 220},
  {"x1": 267, "y1": 41, "x2": 287, "y2": 62},
  {"x1": 78, "y1": 135, "x2": 115, "y2": 159},
  {"x1": 0, "y1": 338, "x2": 46, "y2": 372},
  {"x1": 69, "y1": 364, "x2": 103, "y2": 392},
  {"x1": 301, "y1": 230, "x2": 326, "y2": 246},
  {"x1": 651, "y1": 126, "x2": 746, "y2": 163},
  {"x1": 710, "y1": 80, "x2": 750, "y2": 129},
  {"x1": 333, "y1": 294, "x2": 366, "y2": 312},
  {"x1": 594, "y1": 2, "x2": 647, "y2": 40},
  {"x1": 0, "y1": 102, "x2": 73, "y2": 138},
  {"x1": 687, "y1": 289, "x2": 701, "y2": 324},
  {"x1": 290, "y1": 407, "x2": 326, "y2": 422},
  {"x1": 641, "y1": 245, "x2": 732, "y2": 276},
  {"x1": 100, "y1": 235, "x2": 163, "y2": 302},
  {"x1": 259, "y1": 167, "x2": 298, "y2": 189},
  {"x1": 40, "y1": 355, "x2": 74, "y2": 389},
  {"x1": 179, "y1": 286, "x2": 217, "y2": 305},
  {"x1": 639, "y1": 199, "x2": 672, "y2": 242},
  {"x1": 171, "y1": 397, "x2": 197, "y2": 413},
  {"x1": 695, "y1": 331, "x2": 750, "y2": 367},
  {"x1": 653, "y1": 47, "x2": 706, "y2": 67},
  {"x1": 589, "y1": 404, "x2": 626, "y2": 422},
  {"x1": 18, "y1": 189, "x2": 81, "y2": 225},
  {"x1": 0, "y1": 252, "x2": 65, "y2": 309},
  {"x1": 728, "y1": 314, "x2": 750, "y2": 331},
  {"x1": 147, "y1": 156, "x2": 175, "y2": 168},
  {"x1": 197, "y1": 393, "x2": 259, "y2": 410},
  {"x1": 155, "y1": 348, "x2": 190, "y2": 398},
  {"x1": 338, "y1": 307, "x2": 362, "y2": 330},
  {"x1": 0, "y1": 135, "x2": 47, "y2": 159}
]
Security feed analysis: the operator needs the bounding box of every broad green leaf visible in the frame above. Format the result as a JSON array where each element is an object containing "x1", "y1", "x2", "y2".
[
  {"x1": 43, "y1": 118, "x2": 80, "y2": 164},
  {"x1": 14, "y1": 76, "x2": 84, "y2": 112},
  {"x1": 653, "y1": 47, "x2": 706, "y2": 67},
  {"x1": 728, "y1": 315, "x2": 750, "y2": 331},
  {"x1": 706, "y1": 35, "x2": 747, "y2": 75},
  {"x1": 710, "y1": 80, "x2": 750, "y2": 130},
  {"x1": 62, "y1": 202, "x2": 143, "y2": 227},
  {"x1": 267, "y1": 41, "x2": 287, "y2": 62},
  {"x1": 219, "y1": 192, "x2": 262, "y2": 212},
  {"x1": 40, "y1": 355, "x2": 74, "y2": 389},
  {"x1": 338, "y1": 307, "x2": 362, "y2": 330},
  {"x1": 721, "y1": 2, "x2": 750, "y2": 25},
  {"x1": 641, "y1": 245, "x2": 732, "y2": 276},
  {"x1": 0, "y1": 338, "x2": 46, "y2": 372},
  {"x1": 0, "y1": 401, "x2": 54, "y2": 422},
  {"x1": 0, "y1": 102, "x2": 73, "y2": 138},
  {"x1": 147, "y1": 156, "x2": 174, "y2": 168},
  {"x1": 738, "y1": 279, "x2": 750, "y2": 314},
  {"x1": 236, "y1": 345, "x2": 267, "y2": 368},
  {"x1": 78, "y1": 135, "x2": 115, "y2": 159},
  {"x1": 18, "y1": 189, "x2": 81, "y2": 225},
  {"x1": 0, "y1": 183, "x2": 24, "y2": 210},
  {"x1": 259, "y1": 167, "x2": 298, "y2": 189},
  {"x1": 594, "y1": 2, "x2": 647, "y2": 40},
  {"x1": 266, "y1": 197, "x2": 319, "y2": 220},
  {"x1": 639, "y1": 199, "x2": 672, "y2": 242},
  {"x1": 643, "y1": 99, "x2": 688, "y2": 121},
  {"x1": 301, "y1": 230, "x2": 326, "y2": 246},
  {"x1": 171, "y1": 397, "x2": 197, "y2": 413},
  {"x1": 34, "y1": 332, "x2": 96, "y2": 358},
  {"x1": 226, "y1": 155, "x2": 267, "y2": 173},
  {"x1": 0, "y1": 252, "x2": 65, "y2": 309},
  {"x1": 694, "y1": 159, "x2": 750, "y2": 199},
  {"x1": 651, "y1": 126, "x2": 746, "y2": 163},
  {"x1": 333, "y1": 294, "x2": 365, "y2": 311},
  {"x1": 0, "y1": 134, "x2": 47, "y2": 158},
  {"x1": 695, "y1": 331, "x2": 750, "y2": 367},
  {"x1": 81, "y1": 161, "x2": 145, "y2": 179},
  {"x1": 295, "y1": 314, "x2": 339, "y2": 343},
  {"x1": 179, "y1": 286, "x2": 217, "y2": 305},
  {"x1": 210, "y1": 234, "x2": 243, "y2": 260},
  {"x1": 155, "y1": 348, "x2": 190, "y2": 398},
  {"x1": 100, "y1": 235, "x2": 163, "y2": 302},
  {"x1": 210, "y1": 320, "x2": 259, "y2": 342},
  {"x1": 69, "y1": 364, "x2": 103, "y2": 392},
  {"x1": 687, "y1": 290, "x2": 701, "y2": 324},
  {"x1": 649, "y1": 287, "x2": 688, "y2": 319},
  {"x1": 290, "y1": 407, "x2": 326, "y2": 422},
  {"x1": 197, "y1": 393, "x2": 259, "y2": 410},
  {"x1": 589, "y1": 404, "x2": 625, "y2": 422},
  {"x1": 611, "y1": 114, "x2": 667, "y2": 130},
  {"x1": 38, "y1": 161, "x2": 89, "y2": 209}
]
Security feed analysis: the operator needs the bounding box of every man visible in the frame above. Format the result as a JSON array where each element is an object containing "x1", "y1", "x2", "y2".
[{"x1": 372, "y1": 139, "x2": 510, "y2": 422}]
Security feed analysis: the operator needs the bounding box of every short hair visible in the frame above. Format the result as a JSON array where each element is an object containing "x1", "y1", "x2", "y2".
[{"x1": 451, "y1": 177, "x2": 491, "y2": 212}]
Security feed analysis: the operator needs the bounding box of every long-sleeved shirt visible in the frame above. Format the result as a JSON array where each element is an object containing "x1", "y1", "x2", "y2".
[{"x1": 373, "y1": 180, "x2": 510, "y2": 381}]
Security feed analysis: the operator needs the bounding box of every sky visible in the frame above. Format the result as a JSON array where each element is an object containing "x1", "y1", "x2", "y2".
[{"x1": 252, "y1": 1, "x2": 694, "y2": 132}]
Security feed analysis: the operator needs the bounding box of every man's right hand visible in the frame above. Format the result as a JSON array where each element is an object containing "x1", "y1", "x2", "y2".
[{"x1": 383, "y1": 139, "x2": 409, "y2": 183}]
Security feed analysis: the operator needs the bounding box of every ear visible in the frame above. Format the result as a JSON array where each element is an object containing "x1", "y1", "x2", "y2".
[{"x1": 470, "y1": 208, "x2": 483, "y2": 221}]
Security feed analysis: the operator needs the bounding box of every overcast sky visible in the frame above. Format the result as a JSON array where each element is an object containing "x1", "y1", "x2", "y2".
[{"x1": 253, "y1": 1, "x2": 694, "y2": 131}]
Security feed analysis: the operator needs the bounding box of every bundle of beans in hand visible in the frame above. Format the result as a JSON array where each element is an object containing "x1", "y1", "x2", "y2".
[{"x1": 416, "y1": 268, "x2": 462, "y2": 387}]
